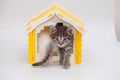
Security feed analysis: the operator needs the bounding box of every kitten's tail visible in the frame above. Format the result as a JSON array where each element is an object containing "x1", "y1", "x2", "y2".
[{"x1": 32, "y1": 43, "x2": 53, "y2": 66}]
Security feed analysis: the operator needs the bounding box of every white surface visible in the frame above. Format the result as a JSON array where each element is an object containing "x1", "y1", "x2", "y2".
[
  {"x1": 0, "y1": 23, "x2": 120, "y2": 80},
  {"x1": 115, "y1": 0, "x2": 120, "y2": 41},
  {"x1": 1, "y1": 0, "x2": 120, "y2": 80}
]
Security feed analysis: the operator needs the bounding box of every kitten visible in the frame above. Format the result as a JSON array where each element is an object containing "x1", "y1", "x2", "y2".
[
  {"x1": 32, "y1": 23, "x2": 74, "y2": 69},
  {"x1": 51, "y1": 23, "x2": 74, "y2": 69}
]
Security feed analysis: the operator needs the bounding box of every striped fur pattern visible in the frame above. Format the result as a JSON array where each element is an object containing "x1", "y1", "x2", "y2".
[
  {"x1": 51, "y1": 23, "x2": 74, "y2": 69},
  {"x1": 32, "y1": 42, "x2": 53, "y2": 66},
  {"x1": 32, "y1": 23, "x2": 74, "y2": 69}
]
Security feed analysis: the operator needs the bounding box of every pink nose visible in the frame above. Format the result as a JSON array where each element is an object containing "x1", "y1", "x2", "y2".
[
  {"x1": 60, "y1": 43, "x2": 62, "y2": 45},
  {"x1": 59, "y1": 41, "x2": 63, "y2": 45}
]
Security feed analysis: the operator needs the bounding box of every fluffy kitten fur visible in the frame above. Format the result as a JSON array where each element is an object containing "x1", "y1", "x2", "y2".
[{"x1": 32, "y1": 23, "x2": 74, "y2": 69}]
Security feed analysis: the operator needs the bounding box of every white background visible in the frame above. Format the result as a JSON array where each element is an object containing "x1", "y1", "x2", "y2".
[
  {"x1": 116, "y1": 0, "x2": 120, "y2": 41},
  {"x1": 0, "y1": 0, "x2": 120, "y2": 80}
]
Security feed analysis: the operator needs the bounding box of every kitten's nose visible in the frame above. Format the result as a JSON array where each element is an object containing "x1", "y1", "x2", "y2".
[
  {"x1": 59, "y1": 41, "x2": 63, "y2": 45},
  {"x1": 60, "y1": 43, "x2": 62, "y2": 45}
]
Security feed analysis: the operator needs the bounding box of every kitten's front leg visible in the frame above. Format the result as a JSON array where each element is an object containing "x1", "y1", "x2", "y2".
[
  {"x1": 59, "y1": 48, "x2": 65, "y2": 65},
  {"x1": 63, "y1": 53, "x2": 71, "y2": 69},
  {"x1": 59, "y1": 53, "x2": 64, "y2": 65}
]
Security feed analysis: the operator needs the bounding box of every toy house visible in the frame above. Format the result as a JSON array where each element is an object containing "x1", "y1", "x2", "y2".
[{"x1": 26, "y1": 5, "x2": 85, "y2": 64}]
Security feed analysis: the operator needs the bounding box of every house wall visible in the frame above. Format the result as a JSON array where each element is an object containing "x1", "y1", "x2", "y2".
[
  {"x1": 28, "y1": 29, "x2": 36, "y2": 64},
  {"x1": 28, "y1": 26, "x2": 82, "y2": 64},
  {"x1": 74, "y1": 29, "x2": 82, "y2": 64}
]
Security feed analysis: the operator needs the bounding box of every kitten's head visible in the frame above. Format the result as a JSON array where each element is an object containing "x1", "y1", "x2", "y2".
[{"x1": 50, "y1": 23, "x2": 73, "y2": 47}]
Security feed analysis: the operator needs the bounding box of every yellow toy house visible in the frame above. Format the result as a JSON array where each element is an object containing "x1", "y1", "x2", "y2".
[{"x1": 26, "y1": 5, "x2": 85, "y2": 65}]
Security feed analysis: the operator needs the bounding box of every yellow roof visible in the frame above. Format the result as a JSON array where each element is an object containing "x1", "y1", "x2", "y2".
[{"x1": 26, "y1": 4, "x2": 85, "y2": 33}]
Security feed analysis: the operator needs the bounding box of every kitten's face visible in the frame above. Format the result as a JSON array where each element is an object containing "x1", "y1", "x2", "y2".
[{"x1": 50, "y1": 23, "x2": 73, "y2": 47}]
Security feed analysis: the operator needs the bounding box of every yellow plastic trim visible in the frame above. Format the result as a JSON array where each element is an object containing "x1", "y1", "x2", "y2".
[
  {"x1": 26, "y1": 26, "x2": 32, "y2": 31},
  {"x1": 58, "y1": 13, "x2": 63, "y2": 17},
  {"x1": 52, "y1": 52, "x2": 58, "y2": 56},
  {"x1": 28, "y1": 29, "x2": 36, "y2": 64},
  {"x1": 26, "y1": 4, "x2": 85, "y2": 31},
  {"x1": 27, "y1": 5, "x2": 55, "y2": 25},
  {"x1": 47, "y1": 13, "x2": 53, "y2": 18},
  {"x1": 52, "y1": 61, "x2": 58, "y2": 64},
  {"x1": 74, "y1": 29, "x2": 82, "y2": 64},
  {"x1": 55, "y1": 5, "x2": 83, "y2": 25}
]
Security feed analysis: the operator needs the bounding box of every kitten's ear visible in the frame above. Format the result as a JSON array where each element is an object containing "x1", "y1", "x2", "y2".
[
  {"x1": 66, "y1": 27, "x2": 74, "y2": 35},
  {"x1": 50, "y1": 25, "x2": 56, "y2": 34}
]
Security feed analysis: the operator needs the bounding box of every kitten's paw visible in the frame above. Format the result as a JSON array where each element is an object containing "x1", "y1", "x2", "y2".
[
  {"x1": 63, "y1": 62, "x2": 70, "y2": 69},
  {"x1": 59, "y1": 60, "x2": 63, "y2": 65},
  {"x1": 63, "y1": 65, "x2": 69, "y2": 69}
]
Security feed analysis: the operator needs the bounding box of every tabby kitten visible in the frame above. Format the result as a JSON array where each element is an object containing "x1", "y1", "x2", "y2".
[
  {"x1": 50, "y1": 23, "x2": 74, "y2": 69},
  {"x1": 32, "y1": 23, "x2": 74, "y2": 69}
]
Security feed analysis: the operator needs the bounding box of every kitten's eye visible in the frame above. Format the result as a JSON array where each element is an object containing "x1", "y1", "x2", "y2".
[
  {"x1": 53, "y1": 37, "x2": 58, "y2": 41},
  {"x1": 52, "y1": 36, "x2": 55, "y2": 39},
  {"x1": 55, "y1": 38, "x2": 59, "y2": 41},
  {"x1": 63, "y1": 38, "x2": 67, "y2": 41}
]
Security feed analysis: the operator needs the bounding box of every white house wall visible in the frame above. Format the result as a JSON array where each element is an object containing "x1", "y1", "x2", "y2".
[{"x1": 36, "y1": 15, "x2": 74, "y2": 33}]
